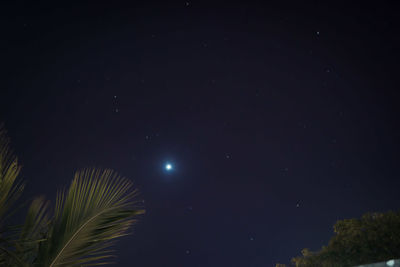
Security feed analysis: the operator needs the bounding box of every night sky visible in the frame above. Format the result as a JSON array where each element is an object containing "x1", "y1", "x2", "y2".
[{"x1": 1, "y1": 2, "x2": 400, "y2": 266}]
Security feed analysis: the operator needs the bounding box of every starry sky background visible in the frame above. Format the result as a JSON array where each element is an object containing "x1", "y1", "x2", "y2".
[{"x1": 1, "y1": 1, "x2": 400, "y2": 266}]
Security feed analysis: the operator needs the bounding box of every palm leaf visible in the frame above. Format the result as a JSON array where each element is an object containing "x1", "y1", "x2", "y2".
[
  {"x1": 35, "y1": 168, "x2": 144, "y2": 267},
  {"x1": 0, "y1": 125, "x2": 24, "y2": 265},
  {"x1": 0, "y1": 125, "x2": 23, "y2": 225},
  {"x1": 14, "y1": 196, "x2": 50, "y2": 265},
  {"x1": 19, "y1": 196, "x2": 49, "y2": 243}
]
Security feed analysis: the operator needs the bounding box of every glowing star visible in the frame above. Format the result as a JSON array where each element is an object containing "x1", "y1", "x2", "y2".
[{"x1": 165, "y1": 163, "x2": 173, "y2": 171}]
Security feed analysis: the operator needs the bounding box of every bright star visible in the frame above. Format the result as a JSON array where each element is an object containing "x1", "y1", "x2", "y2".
[{"x1": 165, "y1": 163, "x2": 172, "y2": 171}]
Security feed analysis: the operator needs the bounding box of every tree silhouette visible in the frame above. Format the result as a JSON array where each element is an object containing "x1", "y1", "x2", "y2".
[{"x1": 276, "y1": 211, "x2": 400, "y2": 267}]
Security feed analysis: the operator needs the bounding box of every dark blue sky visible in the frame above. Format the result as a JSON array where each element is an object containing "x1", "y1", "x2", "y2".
[{"x1": 1, "y1": 1, "x2": 400, "y2": 266}]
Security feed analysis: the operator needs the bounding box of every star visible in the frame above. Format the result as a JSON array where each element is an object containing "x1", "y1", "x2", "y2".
[{"x1": 165, "y1": 163, "x2": 173, "y2": 171}]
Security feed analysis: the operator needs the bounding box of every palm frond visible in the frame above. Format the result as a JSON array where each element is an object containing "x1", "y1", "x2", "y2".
[
  {"x1": 19, "y1": 196, "x2": 49, "y2": 242},
  {"x1": 14, "y1": 196, "x2": 49, "y2": 265},
  {"x1": 35, "y1": 168, "x2": 144, "y2": 267},
  {"x1": 0, "y1": 125, "x2": 24, "y2": 225},
  {"x1": 0, "y1": 124, "x2": 24, "y2": 265}
]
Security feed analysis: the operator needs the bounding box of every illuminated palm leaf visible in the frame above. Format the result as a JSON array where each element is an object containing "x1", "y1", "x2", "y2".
[
  {"x1": 35, "y1": 168, "x2": 144, "y2": 267},
  {"x1": 0, "y1": 125, "x2": 23, "y2": 226},
  {"x1": 0, "y1": 125, "x2": 24, "y2": 265},
  {"x1": 0, "y1": 125, "x2": 145, "y2": 266}
]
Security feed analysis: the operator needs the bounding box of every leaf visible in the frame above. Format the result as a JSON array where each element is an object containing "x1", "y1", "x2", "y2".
[
  {"x1": 0, "y1": 124, "x2": 24, "y2": 265},
  {"x1": 0, "y1": 124, "x2": 23, "y2": 225},
  {"x1": 15, "y1": 196, "x2": 50, "y2": 265},
  {"x1": 35, "y1": 168, "x2": 145, "y2": 267}
]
